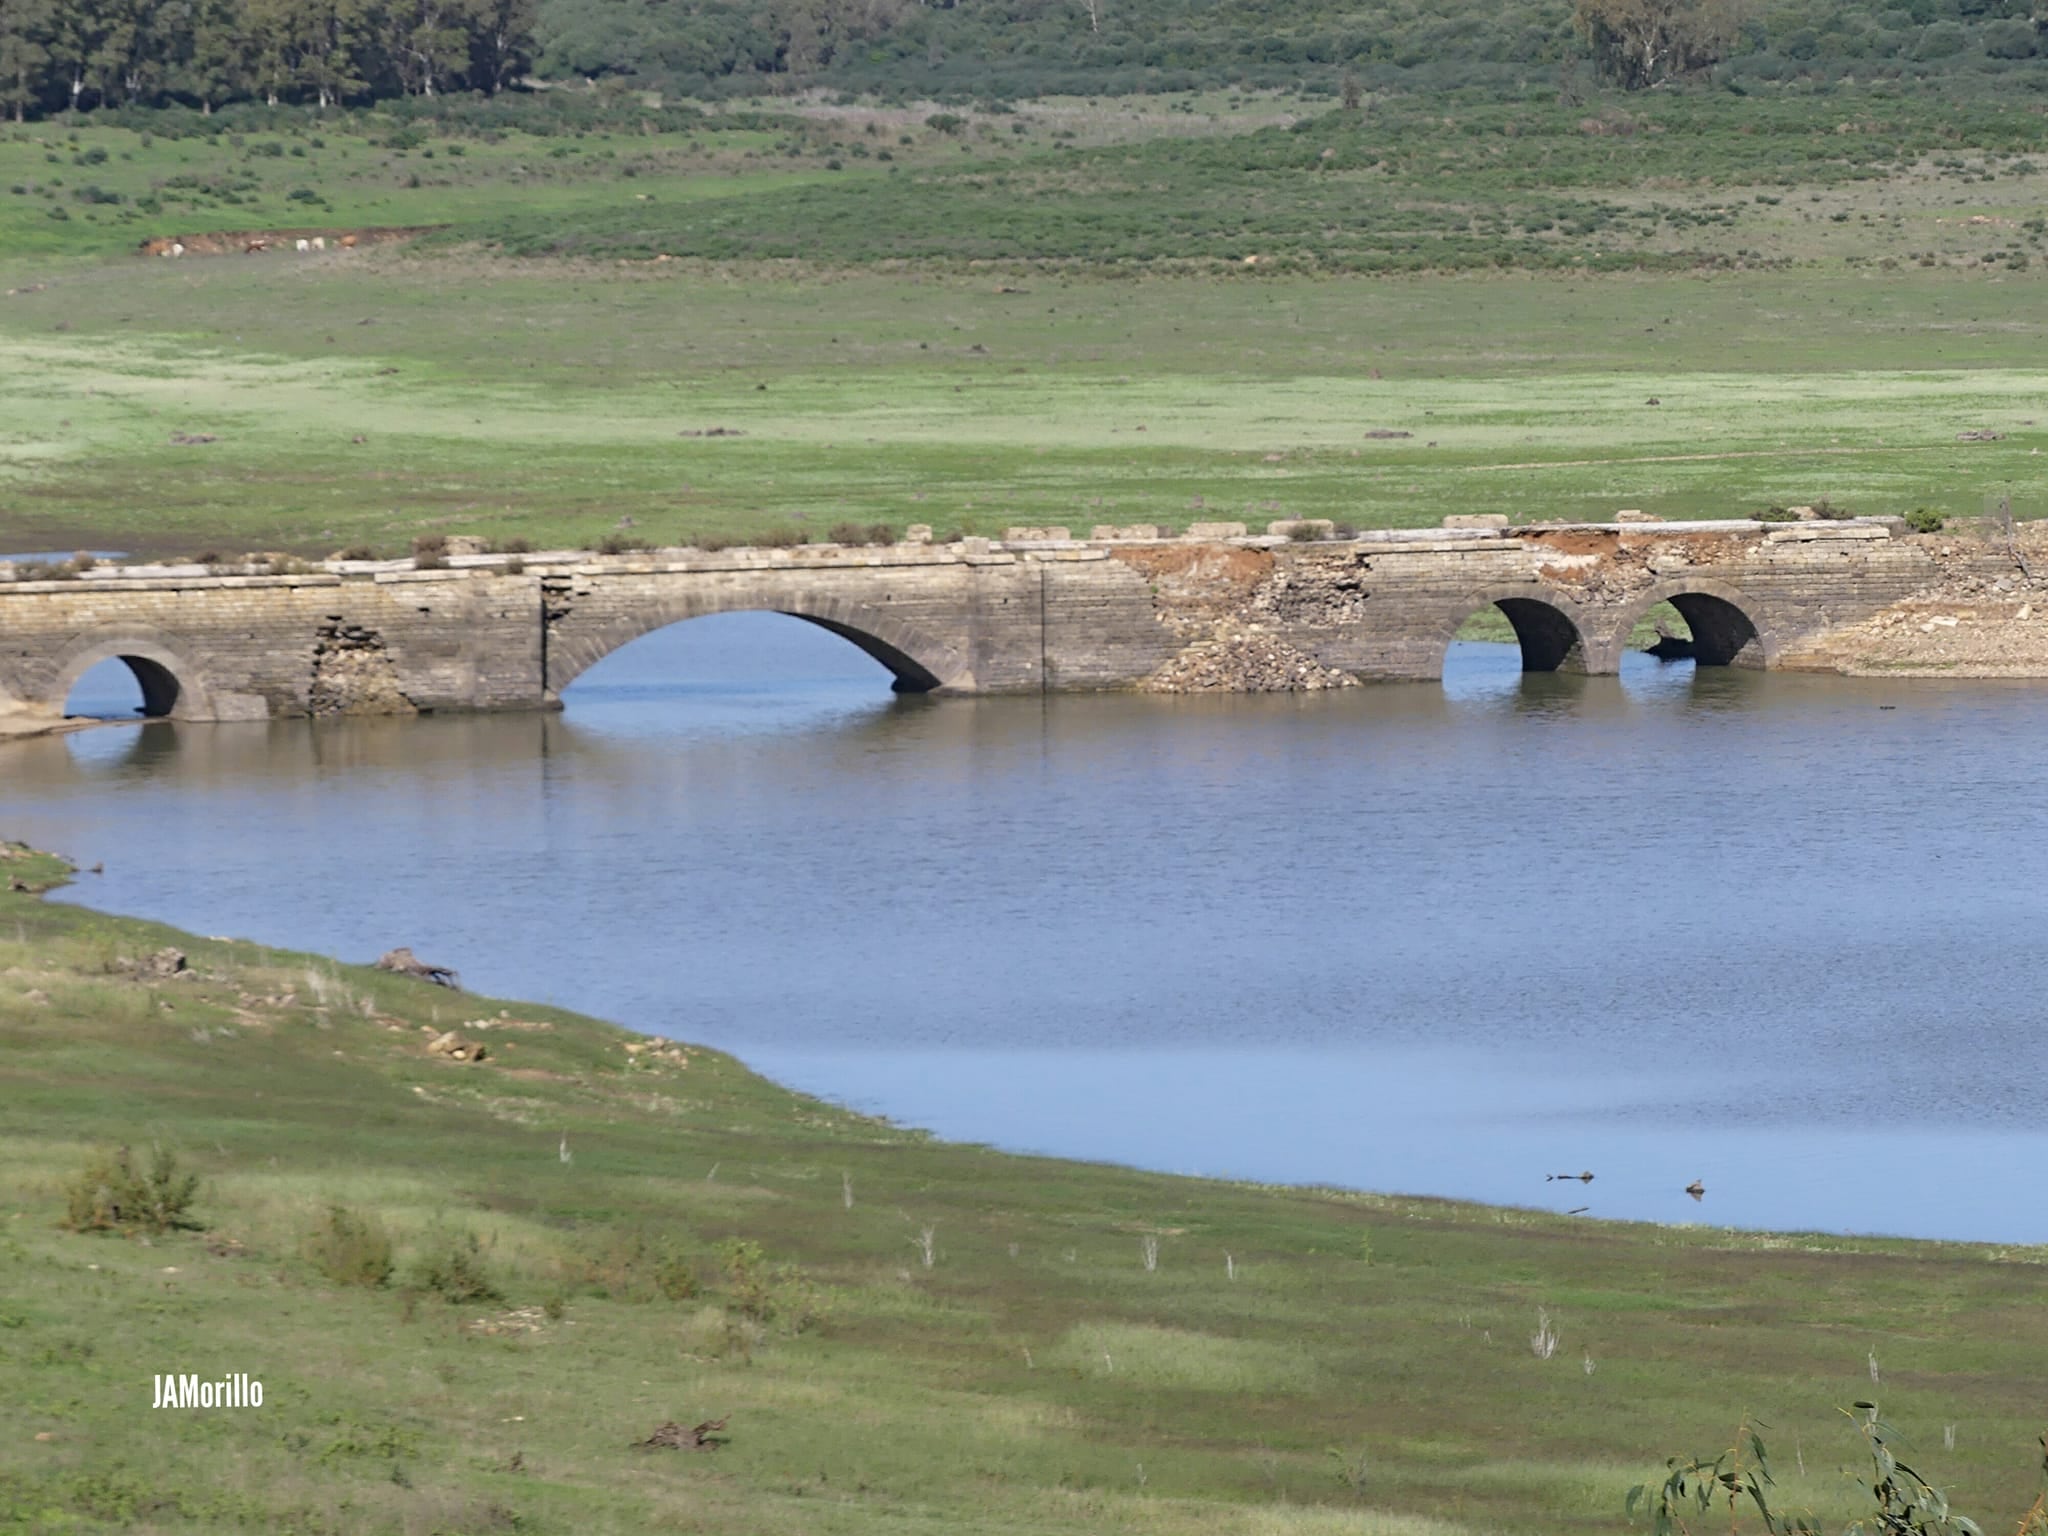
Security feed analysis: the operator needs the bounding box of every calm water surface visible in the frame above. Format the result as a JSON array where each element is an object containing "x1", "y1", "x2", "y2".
[{"x1": 10, "y1": 620, "x2": 2048, "y2": 1243}]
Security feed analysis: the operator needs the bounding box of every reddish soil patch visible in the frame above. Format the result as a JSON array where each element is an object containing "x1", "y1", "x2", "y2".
[
  {"x1": 1111, "y1": 544, "x2": 1272, "y2": 588},
  {"x1": 1519, "y1": 529, "x2": 1621, "y2": 559},
  {"x1": 138, "y1": 226, "x2": 441, "y2": 258}
]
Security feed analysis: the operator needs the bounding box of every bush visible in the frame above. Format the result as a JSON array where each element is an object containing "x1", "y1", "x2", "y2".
[
  {"x1": 409, "y1": 1229, "x2": 502, "y2": 1304},
  {"x1": 336, "y1": 544, "x2": 379, "y2": 561},
  {"x1": 828, "y1": 520, "x2": 894, "y2": 545},
  {"x1": 1755, "y1": 505, "x2": 1795, "y2": 522},
  {"x1": 412, "y1": 533, "x2": 448, "y2": 570},
  {"x1": 63, "y1": 1145, "x2": 201, "y2": 1235},
  {"x1": 305, "y1": 1204, "x2": 395, "y2": 1287},
  {"x1": 718, "y1": 1238, "x2": 821, "y2": 1332},
  {"x1": 595, "y1": 532, "x2": 649, "y2": 555},
  {"x1": 1905, "y1": 507, "x2": 1945, "y2": 533},
  {"x1": 569, "y1": 1228, "x2": 699, "y2": 1302},
  {"x1": 1984, "y1": 19, "x2": 2039, "y2": 59},
  {"x1": 755, "y1": 525, "x2": 809, "y2": 548},
  {"x1": 490, "y1": 536, "x2": 532, "y2": 554}
]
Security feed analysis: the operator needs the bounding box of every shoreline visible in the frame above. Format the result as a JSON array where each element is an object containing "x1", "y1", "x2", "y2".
[
  {"x1": 9, "y1": 837, "x2": 2048, "y2": 1531},
  {"x1": 9, "y1": 834, "x2": 2040, "y2": 1255}
]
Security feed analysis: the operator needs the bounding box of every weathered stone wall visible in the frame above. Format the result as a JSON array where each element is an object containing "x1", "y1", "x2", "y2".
[
  {"x1": 0, "y1": 521, "x2": 2020, "y2": 723},
  {"x1": 0, "y1": 571, "x2": 542, "y2": 721},
  {"x1": 1131, "y1": 523, "x2": 1943, "y2": 684}
]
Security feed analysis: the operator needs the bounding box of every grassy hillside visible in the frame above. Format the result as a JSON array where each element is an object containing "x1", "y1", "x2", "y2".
[
  {"x1": 459, "y1": 92, "x2": 2048, "y2": 272},
  {"x1": 0, "y1": 90, "x2": 2043, "y2": 560},
  {"x1": 7, "y1": 845, "x2": 2048, "y2": 1533}
]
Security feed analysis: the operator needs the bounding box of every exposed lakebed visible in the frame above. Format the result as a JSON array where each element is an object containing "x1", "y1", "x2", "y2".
[{"x1": 12, "y1": 617, "x2": 2048, "y2": 1243}]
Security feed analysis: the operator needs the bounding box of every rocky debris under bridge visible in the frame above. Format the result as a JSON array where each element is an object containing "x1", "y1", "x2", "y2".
[
  {"x1": 1778, "y1": 522, "x2": 2048, "y2": 676},
  {"x1": 1143, "y1": 623, "x2": 1360, "y2": 692}
]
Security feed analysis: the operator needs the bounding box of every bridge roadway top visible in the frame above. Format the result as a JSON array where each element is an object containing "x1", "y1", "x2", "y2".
[{"x1": 0, "y1": 517, "x2": 1898, "y2": 592}]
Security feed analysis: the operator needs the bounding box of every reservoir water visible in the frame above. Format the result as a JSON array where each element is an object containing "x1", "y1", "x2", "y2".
[{"x1": 9, "y1": 615, "x2": 2048, "y2": 1244}]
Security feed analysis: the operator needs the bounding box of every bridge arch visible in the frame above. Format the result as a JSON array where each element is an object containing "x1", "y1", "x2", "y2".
[
  {"x1": 1438, "y1": 586, "x2": 1593, "y2": 676},
  {"x1": 52, "y1": 629, "x2": 217, "y2": 720},
  {"x1": 1606, "y1": 580, "x2": 1774, "y2": 671},
  {"x1": 546, "y1": 589, "x2": 968, "y2": 697}
]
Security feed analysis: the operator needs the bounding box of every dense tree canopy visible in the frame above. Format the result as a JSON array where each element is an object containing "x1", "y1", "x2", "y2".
[
  {"x1": 1571, "y1": 0, "x2": 1749, "y2": 88},
  {"x1": 0, "y1": 0, "x2": 2040, "y2": 119},
  {"x1": 0, "y1": 0, "x2": 536, "y2": 118}
]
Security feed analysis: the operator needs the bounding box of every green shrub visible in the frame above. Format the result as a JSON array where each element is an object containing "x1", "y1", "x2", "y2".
[
  {"x1": 567, "y1": 1227, "x2": 698, "y2": 1302},
  {"x1": 409, "y1": 1229, "x2": 502, "y2": 1305},
  {"x1": 1755, "y1": 505, "x2": 1795, "y2": 522},
  {"x1": 305, "y1": 1205, "x2": 395, "y2": 1288},
  {"x1": 718, "y1": 1238, "x2": 821, "y2": 1332},
  {"x1": 62, "y1": 1145, "x2": 201, "y2": 1235},
  {"x1": 1904, "y1": 507, "x2": 1945, "y2": 533}
]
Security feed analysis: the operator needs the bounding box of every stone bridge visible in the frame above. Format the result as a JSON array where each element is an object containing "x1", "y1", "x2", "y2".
[{"x1": 0, "y1": 520, "x2": 1960, "y2": 722}]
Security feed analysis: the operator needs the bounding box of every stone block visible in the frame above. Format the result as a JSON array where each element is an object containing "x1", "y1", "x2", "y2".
[
  {"x1": 1091, "y1": 524, "x2": 1162, "y2": 542},
  {"x1": 1004, "y1": 526, "x2": 1072, "y2": 543},
  {"x1": 902, "y1": 524, "x2": 934, "y2": 544},
  {"x1": 1269, "y1": 519, "x2": 1336, "y2": 538},
  {"x1": 1442, "y1": 514, "x2": 1509, "y2": 530},
  {"x1": 1614, "y1": 510, "x2": 1661, "y2": 523},
  {"x1": 1185, "y1": 522, "x2": 1249, "y2": 541}
]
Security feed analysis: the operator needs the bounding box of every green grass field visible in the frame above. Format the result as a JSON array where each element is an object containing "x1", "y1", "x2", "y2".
[
  {"x1": 6, "y1": 852, "x2": 2048, "y2": 1535},
  {"x1": 3, "y1": 93, "x2": 2046, "y2": 559},
  {"x1": 1, "y1": 259, "x2": 2044, "y2": 557}
]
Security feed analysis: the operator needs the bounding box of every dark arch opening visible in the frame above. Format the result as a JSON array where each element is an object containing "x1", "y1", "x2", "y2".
[
  {"x1": 1451, "y1": 598, "x2": 1588, "y2": 673},
  {"x1": 1655, "y1": 593, "x2": 1764, "y2": 668},
  {"x1": 64, "y1": 655, "x2": 183, "y2": 719},
  {"x1": 791, "y1": 613, "x2": 941, "y2": 693}
]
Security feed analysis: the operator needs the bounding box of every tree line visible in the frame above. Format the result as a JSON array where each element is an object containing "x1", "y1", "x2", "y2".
[
  {"x1": 1, "y1": 0, "x2": 2042, "y2": 123},
  {"x1": 0, "y1": 0, "x2": 537, "y2": 120}
]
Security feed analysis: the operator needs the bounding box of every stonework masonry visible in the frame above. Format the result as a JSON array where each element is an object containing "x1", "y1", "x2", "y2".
[{"x1": 0, "y1": 519, "x2": 2023, "y2": 723}]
